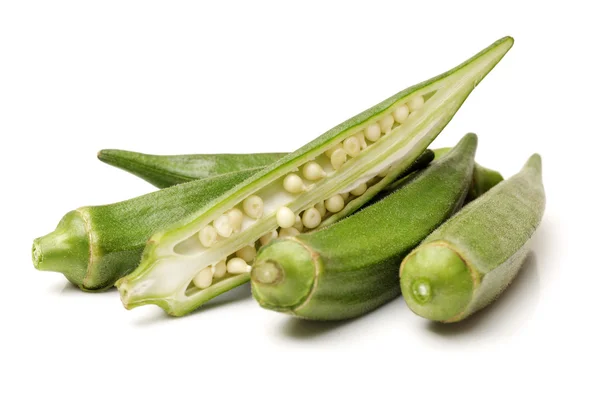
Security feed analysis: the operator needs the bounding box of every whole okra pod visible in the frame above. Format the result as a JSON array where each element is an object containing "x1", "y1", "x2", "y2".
[
  {"x1": 400, "y1": 153, "x2": 545, "y2": 322},
  {"x1": 250, "y1": 133, "x2": 478, "y2": 320}
]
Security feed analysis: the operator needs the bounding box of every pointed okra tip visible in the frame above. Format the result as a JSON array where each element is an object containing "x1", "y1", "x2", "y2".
[
  {"x1": 400, "y1": 243, "x2": 476, "y2": 322},
  {"x1": 251, "y1": 238, "x2": 319, "y2": 312}
]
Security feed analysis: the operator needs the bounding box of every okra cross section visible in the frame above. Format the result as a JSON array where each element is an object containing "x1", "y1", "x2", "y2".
[{"x1": 117, "y1": 37, "x2": 514, "y2": 316}]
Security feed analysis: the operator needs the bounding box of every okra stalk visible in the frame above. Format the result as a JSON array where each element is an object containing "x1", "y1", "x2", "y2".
[
  {"x1": 251, "y1": 133, "x2": 477, "y2": 320},
  {"x1": 117, "y1": 37, "x2": 513, "y2": 316},
  {"x1": 400, "y1": 154, "x2": 545, "y2": 322},
  {"x1": 32, "y1": 169, "x2": 257, "y2": 291},
  {"x1": 97, "y1": 150, "x2": 287, "y2": 188}
]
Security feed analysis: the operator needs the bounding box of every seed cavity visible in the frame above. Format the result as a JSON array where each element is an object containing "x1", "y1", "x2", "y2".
[
  {"x1": 314, "y1": 201, "x2": 326, "y2": 217},
  {"x1": 325, "y1": 195, "x2": 344, "y2": 213},
  {"x1": 243, "y1": 195, "x2": 263, "y2": 219},
  {"x1": 377, "y1": 167, "x2": 390, "y2": 178},
  {"x1": 330, "y1": 148, "x2": 347, "y2": 170},
  {"x1": 302, "y1": 161, "x2": 326, "y2": 181},
  {"x1": 227, "y1": 258, "x2": 251, "y2": 274},
  {"x1": 325, "y1": 143, "x2": 343, "y2": 158},
  {"x1": 350, "y1": 183, "x2": 367, "y2": 196},
  {"x1": 279, "y1": 227, "x2": 300, "y2": 238},
  {"x1": 276, "y1": 206, "x2": 296, "y2": 229},
  {"x1": 339, "y1": 192, "x2": 350, "y2": 201},
  {"x1": 293, "y1": 215, "x2": 304, "y2": 232},
  {"x1": 302, "y1": 207, "x2": 322, "y2": 229},
  {"x1": 214, "y1": 215, "x2": 233, "y2": 238},
  {"x1": 260, "y1": 230, "x2": 277, "y2": 246},
  {"x1": 193, "y1": 267, "x2": 213, "y2": 289},
  {"x1": 211, "y1": 260, "x2": 227, "y2": 279},
  {"x1": 236, "y1": 245, "x2": 257, "y2": 262},
  {"x1": 283, "y1": 174, "x2": 306, "y2": 194},
  {"x1": 355, "y1": 132, "x2": 368, "y2": 149},
  {"x1": 199, "y1": 225, "x2": 218, "y2": 247}
]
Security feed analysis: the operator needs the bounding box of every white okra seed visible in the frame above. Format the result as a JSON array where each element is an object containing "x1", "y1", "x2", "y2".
[
  {"x1": 226, "y1": 209, "x2": 244, "y2": 232},
  {"x1": 293, "y1": 215, "x2": 304, "y2": 232},
  {"x1": 315, "y1": 200, "x2": 326, "y2": 217},
  {"x1": 276, "y1": 206, "x2": 296, "y2": 229},
  {"x1": 283, "y1": 174, "x2": 306, "y2": 194},
  {"x1": 199, "y1": 225, "x2": 218, "y2": 247},
  {"x1": 393, "y1": 104, "x2": 410, "y2": 123},
  {"x1": 302, "y1": 161, "x2": 326, "y2": 181},
  {"x1": 279, "y1": 227, "x2": 300, "y2": 238},
  {"x1": 350, "y1": 183, "x2": 368, "y2": 196},
  {"x1": 340, "y1": 192, "x2": 350, "y2": 201},
  {"x1": 325, "y1": 143, "x2": 343, "y2": 158},
  {"x1": 325, "y1": 195, "x2": 345, "y2": 213},
  {"x1": 259, "y1": 230, "x2": 277, "y2": 246},
  {"x1": 330, "y1": 148, "x2": 347, "y2": 170},
  {"x1": 243, "y1": 195, "x2": 263, "y2": 219},
  {"x1": 343, "y1": 137, "x2": 361, "y2": 157},
  {"x1": 214, "y1": 215, "x2": 233, "y2": 238},
  {"x1": 355, "y1": 132, "x2": 368, "y2": 150},
  {"x1": 380, "y1": 115, "x2": 395, "y2": 134},
  {"x1": 378, "y1": 167, "x2": 390, "y2": 178},
  {"x1": 365, "y1": 123, "x2": 381, "y2": 142},
  {"x1": 211, "y1": 260, "x2": 227, "y2": 279},
  {"x1": 193, "y1": 267, "x2": 213, "y2": 289},
  {"x1": 236, "y1": 245, "x2": 257, "y2": 262},
  {"x1": 302, "y1": 207, "x2": 322, "y2": 229},
  {"x1": 227, "y1": 258, "x2": 251, "y2": 274},
  {"x1": 408, "y1": 95, "x2": 424, "y2": 112}
]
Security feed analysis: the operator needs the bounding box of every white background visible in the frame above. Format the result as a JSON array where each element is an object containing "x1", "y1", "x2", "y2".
[{"x1": 1, "y1": 1, "x2": 598, "y2": 399}]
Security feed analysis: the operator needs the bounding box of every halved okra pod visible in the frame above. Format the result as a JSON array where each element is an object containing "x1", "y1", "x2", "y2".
[
  {"x1": 250, "y1": 133, "x2": 477, "y2": 320},
  {"x1": 400, "y1": 154, "x2": 545, "y2": 323},
  {"x1": 117, "y1": 37, "x2": 513, "y2": 316},
  {"x1": 32, "y1": 169, "x2": 258, "y2": 291},
  {"x1": 97, "y1": 150, "x2": 287, "y2": 188}
]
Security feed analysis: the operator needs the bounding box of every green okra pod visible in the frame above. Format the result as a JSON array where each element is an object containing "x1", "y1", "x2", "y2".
[
  {"x1": 97, "y1": 150, "x2": 287, "y2": 188},
  {"x1": 117, "y1": 37, "x2": 513, "y2": 316},
  {"x1": 400, "y1": 153, "x2": 545, "y2": 323},
  {"x1": 32, "y1": 169, "x2": 257, "y2": 291},
  {"x1": 250, "y1": 133, "x2": 477, "y2": 320}
]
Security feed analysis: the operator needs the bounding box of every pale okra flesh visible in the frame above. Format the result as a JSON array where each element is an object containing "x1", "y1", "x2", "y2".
[
  {"x1": 400, "y1": 154, "x2": 545, "y2": 323},
  {"x1": 250, "y1": 133, "x2": 477, "y2": 320},
  {"x1": 117, "y1": 37, "x2": 514, "y2": 316}
]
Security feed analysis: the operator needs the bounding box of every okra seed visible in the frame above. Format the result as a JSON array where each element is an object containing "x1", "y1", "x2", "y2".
[
  {"x1": 393, "y1": 104, "x2": 410, "y2": 123},
  {"x1": 377, "y1": 167, "x2": 390, "y2": 178},
  {"x1": 193, "y1": 267, "x2": 213, "y2": 289},
  {"x1": 293, "y1": 215, "x2": 304, "y2": 232},
  {"x1": 278, "y1": 227, "x2": 300, "y2": 238},
  {"x1": 355, "y1": 132, "x2": 368, "y2": 150},
  {"x1": 283, "y1": 174, "x2": 306, "y2": 194},
  {"x1": 199, "y1": 225, "x2": 218, "y2": 247},
  {"x1": 343, "y1": 137, "x2": 361, "y2": 157},
  {"x1": 214, "y1": 215, "x2": 233, "y2": 238},
  {"x1": 226, "y1": 209, "x2": 244, "y2": 232},
  {"x1": 236, "y1": 245, "x2": 257, "y2": 262},
  {"x1": 340, "y1": 192, "x2": 350, "y2": 201},
  {"x1": 227, "y1": 258, "x2": 251, "y2": 274},
  {"x1": 260, "y1": 230, "x2": 278, "y2": 246},
  {"x1": 302, "y1": 161, "x2": 326, "y2": 181},
  {"x1": 325, "y1": 143, "x2": 343, "y2": 158},
  {"x1": 243, "y1": 195, "x2": 264, "y2": 219},
  {"x1": 315, "y1": 200, "x2": 326, "y2": 217},
  {"x1": 330, "y1": 148, "x2": 347, "y2": 170},
  {"x1": 380, "y1": 115, "x2": 395, "y2": 134},
  {"x1": 302, "y1": 207, "x2": 322, "y2": 229},
  {"x1": 365, "y1": 123, "x2": 381, "y2": 142},
  {"x1": 350, "y1": 183, "x2": 367, "y2": 196},
  {"x1": 211, "y1": 260, "x2": 227, "y2": 279},
  {"x1": 408, "y1": 95, "x2": 424, "y2": 112},
  {"x1": 325, "y1": 195, "x2": 345, "y2": 213},
  {"x1": 276, "y1": 206, "x2": 296, "y2": 229}
]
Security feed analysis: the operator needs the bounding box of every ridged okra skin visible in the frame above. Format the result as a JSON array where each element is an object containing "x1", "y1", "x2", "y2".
[
  {"x1": 400, "y1": 154, "x2": 545, "y2": 322},
  {"x1": 32, "y1": 169, "x2": 257, "y2": 291},
  {"x1": 97, "y1": 150, "x2": 287, "y2": 188},
  {"x1": 433, "y1": 147, "x2": 503, "y2": 201},
  {"x1": 251, "y1": 134, "x2": 478, "y2": 320},
  {"x1": 118, "y1": 37, "x2": 513, "y2": 316}
]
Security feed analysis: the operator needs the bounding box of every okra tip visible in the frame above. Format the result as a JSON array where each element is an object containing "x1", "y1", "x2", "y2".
[
  {"x1": 400, "y1": 243, "x2": 474, "y2": 322},
  {"x1": 251, "y1": 239, "x2": 319, "y2": 312}
]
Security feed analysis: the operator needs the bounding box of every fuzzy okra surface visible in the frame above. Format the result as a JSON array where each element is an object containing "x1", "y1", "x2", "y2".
[
  {"x1": 400, "y1": 154, "x2": 545, "y2": 322},
  {"x1": 116, "y1": 37, "x2": 514, "y2": 317},
  {"x1": 250, "y1": 133, "x2": 478, "y2": 320}
]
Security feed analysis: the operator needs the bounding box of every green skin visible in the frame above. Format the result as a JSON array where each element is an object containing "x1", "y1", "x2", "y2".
[
  {"x1": 433, "y1": 147, "x2": 503, "y2": 201},
  {"x1": 117, "y1": 37, "x2": 513, "y2": 316},
  {"x1": 32, "y1": 169, "x2": 258, "y2": 291},
  {"x1": 400, "y1": 154, "x2": 545, "y2": 322},
  {"x1": 251, "y1": 134, "x2": 477, "y2": 320},
  {"x1": 97, "y1": 150, "x2": 287, "y2": 188}
]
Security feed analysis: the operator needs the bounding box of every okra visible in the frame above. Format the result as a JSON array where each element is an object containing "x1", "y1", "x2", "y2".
[
  {"x1": 117, "y1": 37, "x2": 513, "y2": 316},
  {"x1": 400, "y1": 154, "x2": 545, "y2": 322},
  {"x1": 251, "y1": 134, "x2": 477, "y2": 320},
  {"x1": 32, "y1": 169, "x2": 257, "y2": 291},
  {"x1": 433, "y1": 147, "x2": 503, "y2": 201},
  {"x1": 97, "y1": 150, "x2": 287, "y2": 188}
]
